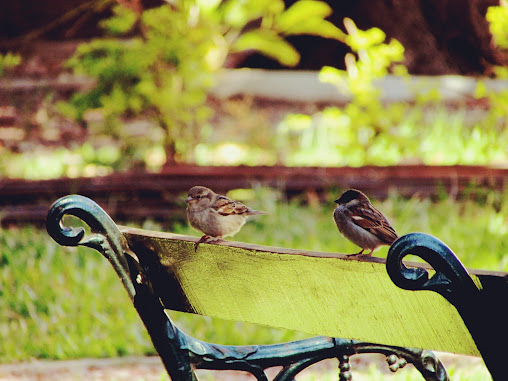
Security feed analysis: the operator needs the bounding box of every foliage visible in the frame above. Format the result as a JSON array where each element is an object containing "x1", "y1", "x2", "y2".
[
  {"x1": 1, "y1": 190, "x2": 505, "y2": 372},
  {"x1": 487, "y1": 1, "x2": 508, "y2": 50},
  {"x1": 473, "y1": 2, "x2": 508, "y2": 146},
  {"x1": 276, "y1": 19, "x2": 413, "y2": 166},
  {"x1": 223, "y1": 0, "x2": 345, "y2": 66},
  {"x1": 3, "y1": 5, "x2": 508, "y2": 176},
  {"x1": 63, "y1": 4, "x2": 217, "y2": 166},
  {"x1": 320, "y1": 18, "x2": 406, "y2": 101},
  {"x1": 63, "y1": 0, "x2": 343, "y2": 166},
  {"x1": 275, "y1": 17, "x2": 508, "y2": 167},
  {"x1": 0, "y1": 52, "x2": 21, "y2": 76}
]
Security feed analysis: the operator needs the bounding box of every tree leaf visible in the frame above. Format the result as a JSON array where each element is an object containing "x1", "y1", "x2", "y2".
[
  {"x1": 283, "y1": 19, "x2": 345, "y2": 40},
  {"x1": 99, "y1": 5, "x2": 138, "y2": 35},
  {"x1": 276, "y1": 0, "x2": 332, "y2": 32},
  {"x1": 232, "y1": 30, "x2": 300, "y2": 66}
]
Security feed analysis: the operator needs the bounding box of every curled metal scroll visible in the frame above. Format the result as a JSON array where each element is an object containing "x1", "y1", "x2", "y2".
[
  {"x1": 46, "y1": 194, "x2": 196, "y2": 379},
  {"x1": 353, "y1": 342, "x2": 449, "y2": 381},
  {"x1": 386, "y1": 232, "x2": 479, "y2": 303},
  {"x1": 46, "y1": 194, "x2": 135, "y2": 299}
]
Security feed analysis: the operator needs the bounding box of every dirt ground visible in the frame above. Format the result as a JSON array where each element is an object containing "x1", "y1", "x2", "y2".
[{"x1": 0, "y1": 353, "x2": 487, "y2": 381}]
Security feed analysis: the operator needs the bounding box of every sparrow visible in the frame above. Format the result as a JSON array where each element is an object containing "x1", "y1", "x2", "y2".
[
  {"x1": 333, "y1": 189, "x2": 398, "y2": 255},
  {"x1": 186, "y1": 186, "x2": 266, "y2": 250}
]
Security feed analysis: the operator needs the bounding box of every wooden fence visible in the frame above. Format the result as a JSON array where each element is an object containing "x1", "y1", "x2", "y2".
[{"x1": 1, "y1": 164, "x2": 506, "y2": 225}]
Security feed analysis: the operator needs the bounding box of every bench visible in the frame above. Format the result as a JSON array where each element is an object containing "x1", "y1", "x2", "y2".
[{"x1": 46, "y1": 194, "x2": 508, "y2": 380}]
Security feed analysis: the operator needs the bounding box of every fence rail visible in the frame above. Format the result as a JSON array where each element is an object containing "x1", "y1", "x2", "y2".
[{"x1": 1, "y1": 164, "x2": 506, "y2": 225}]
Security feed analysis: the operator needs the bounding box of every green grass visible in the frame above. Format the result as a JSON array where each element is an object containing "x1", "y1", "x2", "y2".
[
  {"x1": 1, "y1": 189, "x2": 506, "y2": 375},
  {"x1": 0, "y1": 227, "x2": 155, "y2": 361}
]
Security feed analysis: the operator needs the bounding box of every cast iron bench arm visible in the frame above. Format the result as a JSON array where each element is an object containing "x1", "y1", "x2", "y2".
[{"x1": 387, "y1": 233, "x2": 508, "y2": 380}]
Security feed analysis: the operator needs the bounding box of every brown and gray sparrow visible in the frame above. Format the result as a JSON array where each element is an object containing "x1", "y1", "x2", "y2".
[
  {"x1": 186, "y1": 186, "x2": 266, "y2": 250},
  {"x1": 333, "y1": 189, "x2": 398, "y2": 255}
]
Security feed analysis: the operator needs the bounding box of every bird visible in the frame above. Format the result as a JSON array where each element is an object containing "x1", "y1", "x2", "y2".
[
  {"x1": 186, "y1": 186, "x2": 266, "y2": 250},
  {"x1": 333, "y1": 189, "x2": 398, "y2": 256}
]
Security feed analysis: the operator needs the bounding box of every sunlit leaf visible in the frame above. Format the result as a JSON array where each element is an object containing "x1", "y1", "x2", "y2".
[
  {"x1": 475, "y1": 81, "x2": 488, "y2": 99},
  {"x1": 493, "y1": 66, "x2": 508, "y2": 78},
  {"x1": 197, "y1": 0, "x2": 222, "y2": 13},
  {"x1": 344, "y1": 18, "x2": 386, "y2": 52},
  {"x1": 283, "y1": 19, "x2": 345, "y2": 40},
  {"x1": 392, "y1": 64, "x2": 408, "y2": 76},
  {"x1": 318, "y1": 66, "x2": 344, "y2": 84},
  {"x1": 222, "y1": 0, "x2": 284, "y2": 28},
  {"x1": 487, "y1": 4, "x2": 508, "y2": 49},
  {"x1": 276, "y1": 0, "x2": 331, "y2": 31},
  {"x1": 99, "y1": 5, "x2": 138, "y2": 35},
  {"x1": 232, "y1": 30, "x2": 300, "y2": 66}
]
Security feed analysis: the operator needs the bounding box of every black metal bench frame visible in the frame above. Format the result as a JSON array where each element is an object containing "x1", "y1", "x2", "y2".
[{"x1": 46, "y1": 195, "x2": 507, "y2": 380}]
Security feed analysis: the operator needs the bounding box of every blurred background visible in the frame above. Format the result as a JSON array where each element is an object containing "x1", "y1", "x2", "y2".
[{"x1": 0, "y1": 0, "x2": 507, "y2": 379}]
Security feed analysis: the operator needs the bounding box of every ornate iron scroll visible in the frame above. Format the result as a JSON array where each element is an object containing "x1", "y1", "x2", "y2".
[
  {"x1": 386, "y1": 232, "x2": 479, "y2": 303},
  {"x1": 46, "y1": 195, "x2": 196, "y2": 380},
  {"x1": 387, "y1": 233, "x2": 505, "y2": 380},
  {"x1": 47, "y1": 195, "x2": 449, "y2": 381}
]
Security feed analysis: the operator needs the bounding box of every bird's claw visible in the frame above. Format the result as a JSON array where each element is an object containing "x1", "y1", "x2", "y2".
[
  {"x1": 194, "y1": 235, "x2": 210, "y2": 251},
  {"x1": 346, "y1": 249, "x2": 373, "y2": 258},
  {"x1": 194, "y1": 235, "x2": 224, "y2": 252}
]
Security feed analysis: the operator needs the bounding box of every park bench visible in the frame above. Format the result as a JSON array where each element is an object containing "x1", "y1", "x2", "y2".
[{"x1": 46, "y1": 194, "x2": 508, "y2": 380}]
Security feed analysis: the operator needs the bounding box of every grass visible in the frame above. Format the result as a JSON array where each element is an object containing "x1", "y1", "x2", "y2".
[
  {"x1": 3, "y1": 99, "x2": 508, "y2": 180},
  {"x1": 0, "y1": 188, "x2": 505, "y2": 380},
  {"x1": 0, "y1": 226, "x2": 155, "y2": 361}
]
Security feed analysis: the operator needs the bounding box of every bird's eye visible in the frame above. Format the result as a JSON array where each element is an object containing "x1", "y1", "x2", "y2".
[{"x1": 196, "y1": 195, "x2": 201, "y2": 199}]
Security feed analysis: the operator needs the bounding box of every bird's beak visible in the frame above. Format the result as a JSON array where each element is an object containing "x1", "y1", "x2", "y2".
[
  {"x1": 334, "y1": 199, "x2": 340, "y2": 204},
  {"x1": 186, "y1": 196, "x2": 193, "y2": 203}
]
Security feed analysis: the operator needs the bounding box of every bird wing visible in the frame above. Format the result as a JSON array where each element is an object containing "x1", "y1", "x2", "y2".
[
  {"x1": 212, "y1": 195, "x2": 249, "y2": 216},
  {"x1": 346, "y1": 206, "x2": 398, "y2": 244}
]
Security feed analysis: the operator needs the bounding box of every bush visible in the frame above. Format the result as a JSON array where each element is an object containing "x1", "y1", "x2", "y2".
[
  {"x1": 275, "y1": 16, "x2": 508, "y2": 167},
  {"x1": 63, "y1": 0, "x2": 344, "y2": 167}
]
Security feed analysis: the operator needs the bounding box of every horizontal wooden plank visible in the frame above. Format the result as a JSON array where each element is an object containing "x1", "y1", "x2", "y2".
[{"x1": 121, "y1": 226, "x2": 507, "y2": 356}]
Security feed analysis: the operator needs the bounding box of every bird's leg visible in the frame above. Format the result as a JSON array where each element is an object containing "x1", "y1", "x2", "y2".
[
  {"x1": 347, "y1": 248, "x2": 374, "y2": 257},
  {"x1": 194, "y1": 235, "x2": 224, "y2": 251},
  {"x1": 346, "y1": 248, "x2": 364, "y2": 257},
  {"x1": 195, "y1": 235, "x2": 212, "y2": 251}
]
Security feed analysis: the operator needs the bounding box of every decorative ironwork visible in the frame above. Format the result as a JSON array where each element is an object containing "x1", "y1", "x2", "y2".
[
  {"x1": 386, "y1": 232, "x2": 479, "y2": 303},
  {"x1": 387, "y1": 233, "x2": 506, "y2": 380},
  {"x1": 47, "y1": 195, "x2": 449, "y2": 381}
]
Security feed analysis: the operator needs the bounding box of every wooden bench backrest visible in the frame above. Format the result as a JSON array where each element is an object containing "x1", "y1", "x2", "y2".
[{"x1": 120, "y1": 226, "x2": 506, "y2": 356}]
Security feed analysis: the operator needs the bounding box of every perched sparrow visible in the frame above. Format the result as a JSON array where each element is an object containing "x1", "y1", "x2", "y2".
[
  {"x1": 333, "y1": 189, "x2": 398, "y2": 255},
  {"x1": 186, "y1": 186, "x2": 266, "y2": 250}
]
